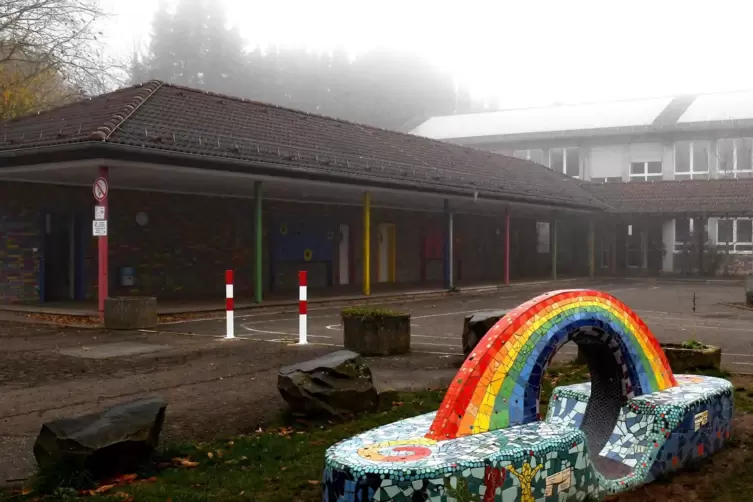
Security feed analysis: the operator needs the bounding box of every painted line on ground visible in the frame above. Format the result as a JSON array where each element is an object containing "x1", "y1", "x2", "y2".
[
  {"x1": 159, "y1": 293, "x2": 525, "y2": 326},
  {"x1": 240, "y1": 324, "x2": 332, "y2": 339}
]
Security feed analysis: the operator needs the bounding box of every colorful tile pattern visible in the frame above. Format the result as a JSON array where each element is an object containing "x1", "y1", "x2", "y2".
[
  {"x1": 322, "y1": 290, "x2": 734, "y2": 501},
  {"x1": 427, "y1": 290, "x2": 677, "y2": 440}
]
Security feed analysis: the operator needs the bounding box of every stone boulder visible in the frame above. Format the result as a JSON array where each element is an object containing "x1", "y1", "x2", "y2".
[
  {"x1": 278, "y1": 350, "x2": 379, "y2": 417},
  {"x1": 462, "y1": 310, "x2": 509, "y2": 357},
  {"x1": 104, "y1": 296, "x2": 158, "y2": 330},
  {"x1": 33, "y1": 397, "x2": 167, "y2": 478}
]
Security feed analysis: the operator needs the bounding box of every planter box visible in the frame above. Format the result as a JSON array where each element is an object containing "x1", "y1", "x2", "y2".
[
  {"x1": 661, "y1": 343, "x2": 721, "y2": 373},
  {"x1": 104, "y1": 297, "x2": 158, "y2": 330},
  {"x1": 342, "y1": 312, "x2": 410, "y2": 356},
  {"x1": 461, "y1": 310, "x2": 508, "y2": 357}
]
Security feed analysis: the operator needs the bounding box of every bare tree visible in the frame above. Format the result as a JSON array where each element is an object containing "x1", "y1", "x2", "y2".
[{"x1": 0, "y1": 0, "x2": 124, "y2": 118}]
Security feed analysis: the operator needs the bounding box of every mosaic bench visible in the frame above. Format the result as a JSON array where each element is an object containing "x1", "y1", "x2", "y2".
[{"x1": 322, "y1": 290, "x2": 735, "y2": 502}]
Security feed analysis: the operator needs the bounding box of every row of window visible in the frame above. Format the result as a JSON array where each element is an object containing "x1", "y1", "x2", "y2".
[
  {"x1": 675, "y1": 218, "x2": 753, "y2": 254},
  {"x1": 512, "y1": 148, "x2": 580, "y2": 177},
  {"x1": 511, "y1": 138, "x2": 753, "y2": 180}
]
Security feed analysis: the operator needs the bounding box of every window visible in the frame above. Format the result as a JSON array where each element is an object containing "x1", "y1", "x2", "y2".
[
  {"x1": 549, "y1": 147, "x2": 581, "y2": 178},
  {"x1": 593, "y1": 177, "x2": 623, "y2": 183},
  {"x1": 512, "y1": 149, "x2": 545, "y2": 165},
  {"x1": 629, "y1": 161, "x2": 663, "y2": 181},
  {"x1": 717, "y1": 218, "x2": 753, "y2": 253},
  {"x1": 674, "y1": 218, "x2": 709, "y2": 252},
  {"x1": 674, "y1": 141, "x2": 710, "y2": 180},
  {"x1": 717, "y1": 138, "x2": 753, "y2": 178},
  {"x1": 626, "y1": 228, "x2": 643, "y2": 268}
]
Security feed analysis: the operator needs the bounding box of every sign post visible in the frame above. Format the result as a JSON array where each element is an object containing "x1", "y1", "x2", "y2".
[{"x1": 94, "y1": 169, "x2": 109, "y2": 318}]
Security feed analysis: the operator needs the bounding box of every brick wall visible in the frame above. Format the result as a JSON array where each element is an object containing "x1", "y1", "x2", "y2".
[
  {"x1": 2, "y1": 180, "x2": 596, "y2": 304},
  {"x1": 0, "y1": 183, "x2": 93, "y2": 303}
]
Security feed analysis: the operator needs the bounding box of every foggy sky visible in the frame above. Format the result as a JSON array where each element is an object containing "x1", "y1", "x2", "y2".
[{"x1": 101, "y1": 0, "x2": 753, "y2": 109}]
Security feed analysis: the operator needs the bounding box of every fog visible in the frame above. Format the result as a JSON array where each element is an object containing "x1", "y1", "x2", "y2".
[{"x1": 4, "y1": 0, "x2": 753, "y2": 126}]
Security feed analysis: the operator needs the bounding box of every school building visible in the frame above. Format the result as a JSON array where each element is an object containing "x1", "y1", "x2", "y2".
[{"x1": 0, "y1": 82, "x2": 749, "y2": 311}]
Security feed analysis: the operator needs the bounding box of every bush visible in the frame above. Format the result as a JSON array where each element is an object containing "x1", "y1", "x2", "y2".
[{"x1": 341, "y1": 307, "x2": 407, "y2": 320}]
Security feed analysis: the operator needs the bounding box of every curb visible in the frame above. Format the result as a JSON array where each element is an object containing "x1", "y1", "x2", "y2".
[{"x1": 0, "y1": 278, "x2": 587, "y2": 329}]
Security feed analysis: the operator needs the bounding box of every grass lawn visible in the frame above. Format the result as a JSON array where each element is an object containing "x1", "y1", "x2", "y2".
[{"x1": 6, "y1": 364, "x2": 753, "y2": 502}]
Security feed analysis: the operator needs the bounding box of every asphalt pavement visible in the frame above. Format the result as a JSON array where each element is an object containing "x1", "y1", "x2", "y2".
[{"x1": 154, "y1": 279, "x2": 753, "y2": 371}]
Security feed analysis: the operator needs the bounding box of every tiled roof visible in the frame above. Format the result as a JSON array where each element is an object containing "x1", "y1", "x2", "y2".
[
  {"x1": 583, "y1": 179, "x2": 753, "y2": 216},
  {"x1": 0, "y1": 81, "x2": 605, "y2": 210}
]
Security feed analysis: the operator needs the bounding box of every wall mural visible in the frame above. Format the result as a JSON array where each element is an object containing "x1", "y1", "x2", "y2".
[
  {"x1": 273, "y1": 220, "x2": 335, "y2": 263},
  {"x1": 322, "y1": 290, "x2": 734, "y2": 501}
]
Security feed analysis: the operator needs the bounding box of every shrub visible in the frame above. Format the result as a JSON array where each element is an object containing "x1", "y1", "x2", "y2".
[{"x1": 341, "y1": 307, "x2": 407, "y2": 320}]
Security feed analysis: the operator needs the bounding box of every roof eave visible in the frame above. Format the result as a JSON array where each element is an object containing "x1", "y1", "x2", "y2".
[{"x1": 0, "y1": 141, "x2": 605, "y2": 213}]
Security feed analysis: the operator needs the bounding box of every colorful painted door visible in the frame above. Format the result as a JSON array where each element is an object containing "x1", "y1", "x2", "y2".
[
  {"x1": 377, "y1": 224, "x2": 396, "y2": 283},
  {"x1": 339, "y1": 224, "x2": 350, "y2": 285}
]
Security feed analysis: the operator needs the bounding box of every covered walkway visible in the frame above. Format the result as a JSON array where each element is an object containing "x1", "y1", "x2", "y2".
[{"x1": 0, "y1": 81, "x2": 604, "y2": 314}]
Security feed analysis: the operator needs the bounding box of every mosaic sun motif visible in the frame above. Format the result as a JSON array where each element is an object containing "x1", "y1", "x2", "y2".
[{"x1": 322, "y1": 289, "x2": 735, "y2": 502}]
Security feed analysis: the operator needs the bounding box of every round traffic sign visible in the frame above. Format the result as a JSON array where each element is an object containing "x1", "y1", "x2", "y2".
[{"x1": 93, "y1": 177, "x2": 108, "y2": 202}]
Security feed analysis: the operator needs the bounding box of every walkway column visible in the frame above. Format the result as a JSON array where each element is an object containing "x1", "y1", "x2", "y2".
[
  {"x1": 696, "y1": 217, "x2": 705, "y2": 275},
  {"x1": 588, "y1": 219, "x2": 595, "y2": 278},
  {"x1": 504, "y1": 209, "x2": 511, "y2": 285},
  {"x1": 254, "y1": 181, "x2": 263, "y2": 303},
  {"x1": 551, "y1": 219, "x2": 558, "y2": 280},
  {"x1": 96, "y1": 166, "x2": 109, "y2": 317},
  {"x1": 662, "y1": 219, "x2": 675, "y2": 273},
  {"x1": 641, "y1": 229, "x2": 648, "y2": 273},
  {"x1": 363, "y1": 191, "x2": 371, "y2": 296},
  {"x1": 443, "y1": 199, "x2": 454, "y2": 289}
]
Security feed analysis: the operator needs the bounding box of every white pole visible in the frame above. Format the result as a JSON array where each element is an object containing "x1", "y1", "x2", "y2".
[
  {"x1": 298, "y1": 270, "x2": 308, "y2": 344},
  {"x1": 225, "y1": 270, "x2": 234, "y2": 339}
]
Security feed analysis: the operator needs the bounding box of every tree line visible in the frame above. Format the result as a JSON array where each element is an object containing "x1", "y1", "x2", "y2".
[{"x1": 2, "y1": 0, "x2": 493, "y2": 129}]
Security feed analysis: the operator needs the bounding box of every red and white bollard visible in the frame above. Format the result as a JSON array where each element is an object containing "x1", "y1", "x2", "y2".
[
  {"x1": 225, "y1": 269, "x2": 234, "y2": 339},
  {"x1": 298, "y1": 271, "x2": 307, "y2": 344}
]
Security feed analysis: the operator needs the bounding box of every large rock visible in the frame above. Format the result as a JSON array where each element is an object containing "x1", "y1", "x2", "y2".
[
  {"x1": 278, "y1": 350, "x2": 379, "y2": 417},
  {"x1": 33, "y1": 397, "x2": 167, "y2": 478},
  {"x1": 342, "y1": 312, "x2": 410, "y2": 356},
  {"x1": 104, "y1": 296, "x2": 158, "y2": 330},
  {"x1": 462, "y1": 310, "x2": 509, "y2": 356}
]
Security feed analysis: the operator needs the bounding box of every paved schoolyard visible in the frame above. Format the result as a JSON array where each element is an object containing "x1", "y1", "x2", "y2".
[
  {"x1": 1, "y1": 278, "x2": 752, "y2": 485},
  {"x1": 157, "y1": 279, "x2": 753, "y2": 371}
]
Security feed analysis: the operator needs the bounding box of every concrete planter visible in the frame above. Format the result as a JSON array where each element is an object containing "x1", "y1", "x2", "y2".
[
  {"x1": 461, "y1": 310, "x2": 508, "y2": 357},
  {"x1": 661, "y1": 343, "x2": 722, "y2": 373},
  {"x1": 104, "y1": 296, "x2": 158, "y2": 330},
  {"x1": 342, "y1": 311, "x2": 410, "y2": 356}
]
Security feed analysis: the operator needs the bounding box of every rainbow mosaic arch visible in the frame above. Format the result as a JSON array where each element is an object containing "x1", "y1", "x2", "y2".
[{"x1": 426, "y1": 289, "x2": 678, "y2": 441}]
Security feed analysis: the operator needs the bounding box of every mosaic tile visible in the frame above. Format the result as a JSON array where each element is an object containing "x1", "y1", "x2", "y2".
[{"x1": 322, "y1": 290, "x2": 734, "y2": 502}]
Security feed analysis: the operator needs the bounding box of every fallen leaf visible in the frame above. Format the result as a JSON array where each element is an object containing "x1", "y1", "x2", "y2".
[
  {"x1": 227, "y1": 441, "x2": 234, "y2": 447},
  {"x1": 114, "y1": 474, "x2": 138, "y2": 485},
  {"x1": 172, "y1": 457, "x2": 199, "y2": 468},
  {"x1": 308, "y1": 480, "x2": 321, "y2": 485},
  {"x1": 17, "y1": 488, "x2": 32, "y2": 495},
  {"x1": 392, "y1": 401, "x2": 404, "y2": 407},
  {"x1": 207, "y1": 452, "x2": 214, "y2": 459},
  {"x1": 281, "y1": 466, "x2": 288, "y2": 471},
  {"x1": 94, "y1": 484, "x2": 116, "y2": 494}
]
